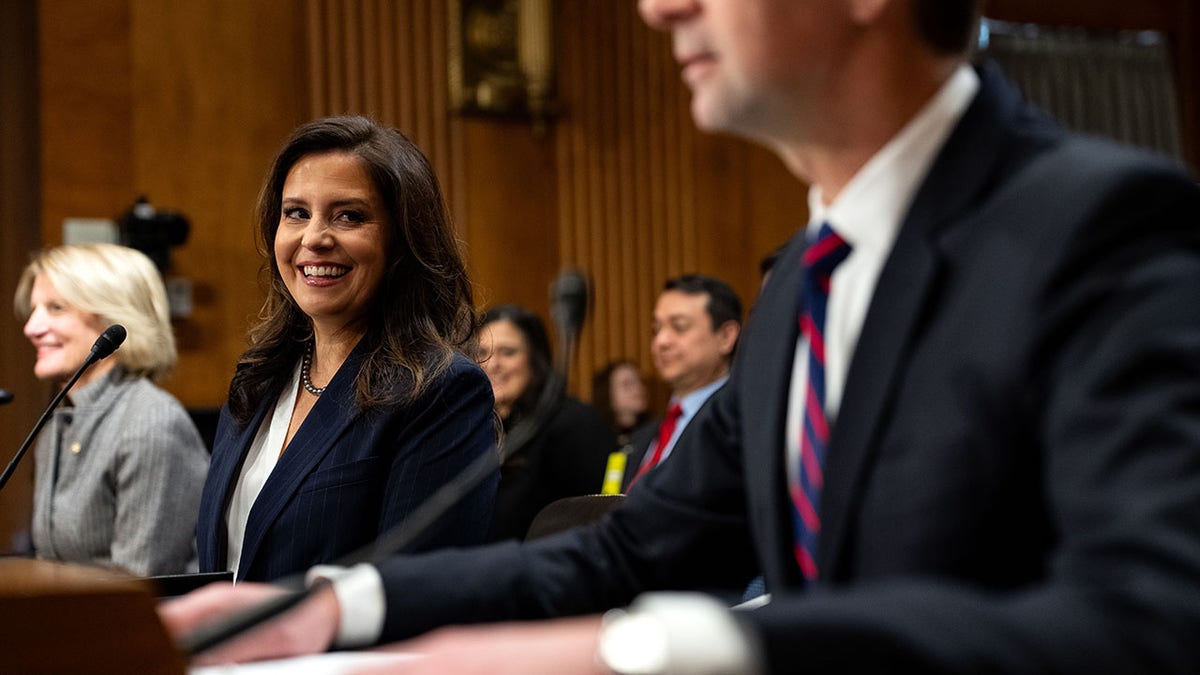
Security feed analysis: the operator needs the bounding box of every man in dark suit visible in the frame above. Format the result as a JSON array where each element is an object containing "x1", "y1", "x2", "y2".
[
  {"x1": 164, "y1": 0, "x2": 1200, "y2": 672},
  {"x1": 620, "y1": 274, "x2": 741, "y2": 491}
]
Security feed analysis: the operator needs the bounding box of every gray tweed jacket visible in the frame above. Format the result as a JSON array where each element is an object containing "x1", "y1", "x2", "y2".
[{"x1": 31, "y1": 366, "x2": 209, "y2": 576}]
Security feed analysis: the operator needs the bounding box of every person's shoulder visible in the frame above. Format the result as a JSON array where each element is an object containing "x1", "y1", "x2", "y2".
[
  {"x1": 970, "y1": 118, "x2": 1197, "y2": 227},
  {"x1": 1054, "y1": 133, "x2": 1193, "y2": 185},
  {"x1": 106, "y1": 376, "x2": 207, "y2": 452},
  {"x1": 1007, "y1": 133, "x2": 1198, "y2": 227},
  {"x1": 446, "y1": 350, "x2": 485, "y2": 374},
  {"x1": 968, "y1": 63, "x2": 1194, "y2": 201},
  {"x1": 557, "y1": 396, "x2": 604, "y2": 421},
  {"x1": 624, "y1": 417, "x2": 660, "y2": 453},
  {"x1": 555, "y1": 397, "x2": 618, "y2": 437},
  {"x1": 405, "y1": 351, "x2": 492, "y2": 408},
  {"x1": 115, "y1": 374, "x2": 190, "y2": 415},
  {"x1": 441, "y1": 351, "x2": 490, "y2": 389}
]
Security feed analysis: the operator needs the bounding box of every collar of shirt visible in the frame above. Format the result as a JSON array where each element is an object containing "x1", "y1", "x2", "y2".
[
  {"x1": 658, "y1": 375, "x2": 729, "y2": 464},
  {"x1": 786, "y1": 65, "x2": 980, "y2": 491},
  {"x1": 677, "y1": 375, "x2": 728, "y2": 420},
  {"x1": 806, "y1": 64, "x2": 980, "y2": 418},
  {"x1": 226, "y1": 358, "x2": 303, "y2": 576},
  {"x1": 62, "y1": 365, "x2": 125, "y2": 411},
  {"x1": 807, "y1": 65, "x2": 980, "y2": 253}
]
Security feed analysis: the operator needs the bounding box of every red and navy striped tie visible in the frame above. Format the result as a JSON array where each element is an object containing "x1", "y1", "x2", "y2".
[{"x1": 791, "y1": 222, "x2": 852, "y2": 584}]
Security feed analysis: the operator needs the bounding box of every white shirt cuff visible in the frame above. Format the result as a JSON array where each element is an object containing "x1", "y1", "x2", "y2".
[
  {"x1": 599, "y1": 592, "x2": 764, "y2": 675},
  {"x1": 306, "y1": 563, "x2": 386, "y2": 648}
]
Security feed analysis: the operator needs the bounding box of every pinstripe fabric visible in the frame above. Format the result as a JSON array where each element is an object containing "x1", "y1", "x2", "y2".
[
  {"x1": 31, "y1": 366, "x2": 209, "y2": 576},
  {"x1": 791, "y1": 223, "x2": 851, "y2": 583},
  {"x1": 197, "y1": 348, "x2": 500, "y2": 582}
]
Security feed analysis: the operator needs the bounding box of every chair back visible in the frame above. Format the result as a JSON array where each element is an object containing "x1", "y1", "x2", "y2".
[{"x1": 525, "y1": 494, "x2": 625, "y2": 540}]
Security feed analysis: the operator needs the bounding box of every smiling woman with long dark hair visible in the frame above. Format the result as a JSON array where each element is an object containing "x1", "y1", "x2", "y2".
[{"x1": 195, "y1": 116, "x2": 498, "y2": 582}]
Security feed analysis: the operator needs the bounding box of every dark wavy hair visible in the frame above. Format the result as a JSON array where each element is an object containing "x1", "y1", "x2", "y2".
[
  {"x1": 227, "y1": 115, "x2": 476, "y2": 428},
  {"x1": 480, "y1": 304, "x2": 556, "y2": 424}
]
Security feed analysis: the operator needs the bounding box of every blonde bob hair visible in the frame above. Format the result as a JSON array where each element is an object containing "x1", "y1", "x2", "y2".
[{"x1": 14, "y1": 243, "x2": 177, "y2": 382}]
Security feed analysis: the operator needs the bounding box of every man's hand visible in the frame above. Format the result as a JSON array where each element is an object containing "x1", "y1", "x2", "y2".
[
  {"x1": 355, "y1": 616, "x2": 608, "y2": 675},
  {"x1": 157, "y1": 581, "x2": 340, "y2": 666}
]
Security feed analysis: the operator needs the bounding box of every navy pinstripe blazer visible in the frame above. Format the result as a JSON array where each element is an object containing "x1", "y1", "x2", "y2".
[{"x1": 196, "y1": 345, "x2": 498, "y2": 582}]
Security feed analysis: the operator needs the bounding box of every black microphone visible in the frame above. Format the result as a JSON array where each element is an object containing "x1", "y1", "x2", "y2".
[
  {"x1": 0, "y1": 390, "x2": 13, "y2": 405},
  {"x1": 91, "y1": 324, "x2": 127, "y2": 361},
  {"x1": 548, "y1": 269, "x2": 589, "y2": 380},
  {"x1": 0, "y1": 325, "x2": 127, "y2": 492},
  {"x1": 549, "y1": 269, "x2": 588, "y2": 338}
]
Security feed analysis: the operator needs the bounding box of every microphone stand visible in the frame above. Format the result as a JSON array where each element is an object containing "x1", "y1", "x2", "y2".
[{"x1": 0, "y1": 328, "x2": 123, "y2": 492}]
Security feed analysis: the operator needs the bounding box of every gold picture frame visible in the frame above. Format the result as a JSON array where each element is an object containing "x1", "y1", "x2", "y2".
[{"x1": 448, "y1": 0, "x2": 556, "y2": 123}]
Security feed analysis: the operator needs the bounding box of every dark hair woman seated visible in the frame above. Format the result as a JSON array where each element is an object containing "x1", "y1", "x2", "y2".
[{"x1": 478, "y1": 304, "x2": 616, "y2": 541}]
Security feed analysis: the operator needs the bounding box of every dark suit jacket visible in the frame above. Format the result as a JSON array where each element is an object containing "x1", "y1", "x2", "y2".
[
  {"x1": 620, "y1": 388, "x2": 725, "y2": 491},
  {"x1": 619, "y1": 417, "x2": 658, "y2": 491},
  {"x1": 488, "y1": 396, "x2": 615, "y2": 541},
  {"x1": 196, "y1": 346, "x2": 498, "y2": 582},
  {"x1": 372, "y1": 64, "x2": 1200, "y2": 672}
]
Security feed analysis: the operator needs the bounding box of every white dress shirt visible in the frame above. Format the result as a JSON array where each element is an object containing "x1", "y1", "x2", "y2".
[
  {"x1": 225, "y1": 360, "x2": 301, "y2": 577},
  {"x1": 784, "y1": 66, "x2": 981, "y2": 504}
]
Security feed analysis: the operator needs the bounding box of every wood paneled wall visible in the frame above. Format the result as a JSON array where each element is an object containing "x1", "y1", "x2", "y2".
[
  {"x1": 38, "y1": 0, "x2": 310, "y2": 409},
  {"x1": 0, "y1": 0, "x2": 44, "y2": 554},
  {"x1": 551, "y1": 3, "x2": 803, "y2": 397},
  {"x1": 299, "y1": 0, "x2": 803, "y2": 401}
]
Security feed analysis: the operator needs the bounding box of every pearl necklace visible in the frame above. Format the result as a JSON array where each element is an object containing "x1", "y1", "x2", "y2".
[{"x1": 301, "y1": 343, "x2": 326, "y2": 396}]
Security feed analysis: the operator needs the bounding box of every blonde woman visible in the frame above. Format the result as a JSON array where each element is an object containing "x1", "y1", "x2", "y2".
[{"x1": 15, "y1": 243, "x2": 208, "y2": 575}]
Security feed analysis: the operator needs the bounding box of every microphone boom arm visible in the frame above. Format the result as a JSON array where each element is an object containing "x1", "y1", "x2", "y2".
[{"x1": 0, "y1": 325, "x2": 126, "y2": 492}]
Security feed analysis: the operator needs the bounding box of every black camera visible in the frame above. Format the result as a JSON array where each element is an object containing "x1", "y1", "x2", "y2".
[{"x1": 118, "y1": 196, "x2": 190, "y2": 272}]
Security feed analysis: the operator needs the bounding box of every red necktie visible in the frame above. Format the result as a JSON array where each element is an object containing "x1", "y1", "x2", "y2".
[
  {"x1": 791, "y1": 223, "x2": 851, "y2": 584},
  {"x1": 629, "y1": 402, "x2": 683, "y2": 487}
]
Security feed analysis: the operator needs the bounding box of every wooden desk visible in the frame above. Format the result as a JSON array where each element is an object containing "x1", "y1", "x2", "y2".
[{"x1": 0, "y1": 558, "x2": 185, "y2": 673}]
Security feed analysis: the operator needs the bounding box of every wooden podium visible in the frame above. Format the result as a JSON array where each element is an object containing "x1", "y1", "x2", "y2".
[{"x1": 0, "y1": 558, "x2": 186, "y2": 673}]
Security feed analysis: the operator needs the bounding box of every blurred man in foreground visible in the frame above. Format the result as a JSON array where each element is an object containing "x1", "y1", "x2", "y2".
[{"x1": 163, "y1": 0, "x2": 1200, "y2": 672}]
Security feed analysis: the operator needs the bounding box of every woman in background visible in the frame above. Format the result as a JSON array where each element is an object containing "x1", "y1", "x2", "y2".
[
  {"x1": 196, "y1": 115, "x2": 498, "y2": 582},
  {"x1": 15, "y1": 243, "x2": 208, "y2": 576},
  {"x1": 479, "y1": 304, "x2": 615, "y2": 541},
  {"x1": 591, "y1": 359, "x2": 650, "y2": 450}
]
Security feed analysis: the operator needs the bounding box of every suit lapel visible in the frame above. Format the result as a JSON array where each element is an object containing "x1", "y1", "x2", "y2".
[
  {"x1": 621, "y1": 420, "x2": 660, "y2": 488},
  {"x1": 200, "y1": 392, "x2": 276, "y2": 571},
  {"x1": 741, "y1": 230, "x2": 810, "y2": 586},
  {"x1": 235, "y1": 345, "x2": 366, "y2": 577},
  {"x1": 819, "y1": 64, "x2": 1027, "y2": 578}
]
